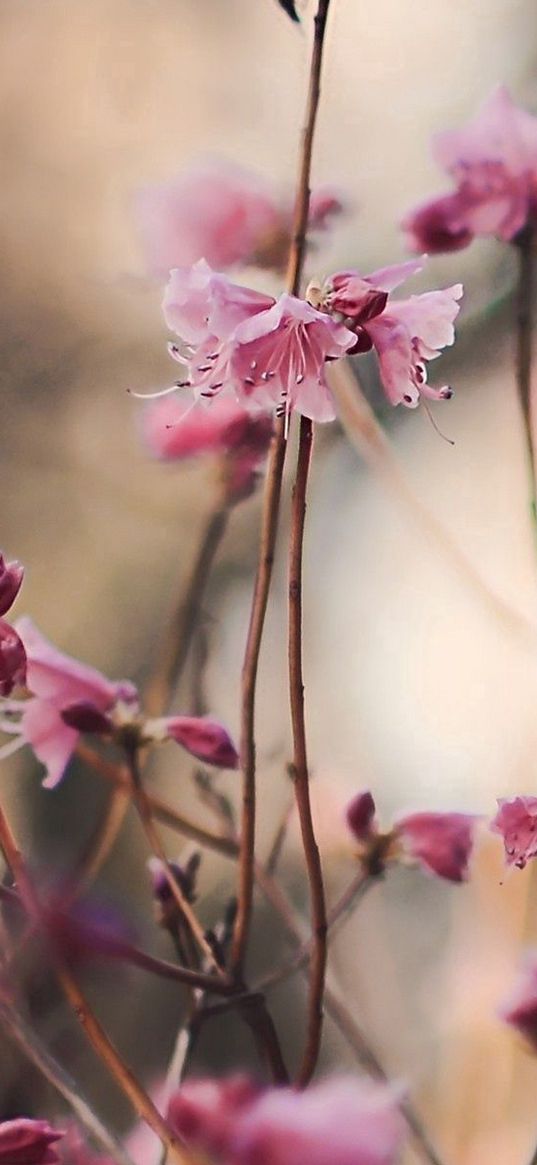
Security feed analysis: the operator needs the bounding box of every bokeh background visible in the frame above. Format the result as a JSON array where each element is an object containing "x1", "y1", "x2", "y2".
[{"x1": 2, "y1": 1, "x2": 537, "y2": 1162}]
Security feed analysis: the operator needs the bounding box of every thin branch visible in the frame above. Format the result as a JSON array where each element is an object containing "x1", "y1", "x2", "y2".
[
  {"x1": 514, "y1": 226, "x2": 537, "y2": 533},
  {"x1": 0, "y1": 1002, "x2": 136, "y2": 1165},
  {"x1": 144, "y1": 503, "x2": 230, "y2": 717},
  {"x1": 124, "y1": 743, "x2": 226, "y2": 974},
  {"x1": 0, "y1": 803, "x2": 194, "y2": 1165}
]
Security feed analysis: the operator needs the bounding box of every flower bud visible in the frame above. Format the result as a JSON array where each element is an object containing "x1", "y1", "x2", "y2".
[
  {"x1": 0, "y1": 555, "x2": 24, "y2": 617},
  {"x1": 0, "y1": 1119, "x2": 63, "y2": 1165},
  {"x1": 0, "y1": 621, "x2": 26, "y2": 696}
]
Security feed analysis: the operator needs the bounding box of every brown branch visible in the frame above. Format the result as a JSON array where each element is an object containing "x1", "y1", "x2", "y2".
[
  {"x1": 144, "y1": 503, "x2": 230, "y2": 717},
  {"x1": 0, "y1": 803, "x2": 194, "y2": 1165}
]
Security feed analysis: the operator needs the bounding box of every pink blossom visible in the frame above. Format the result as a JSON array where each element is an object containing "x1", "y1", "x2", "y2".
[
  {"x1": 140, "y1": 394, "x2": 273, "y2": 501},
  {"x1": 490, "y1": 796, "x2": 537, "y2": 869},
  {"x1": 0, "y1": 1119, "x2": 63, "y2": 1165},
  {"x1": 135, "y1": 159, "x2": 342, "y2": 277},
  {"x1": 500, "y1": 952, "x2": 537, "y2": 1051},
  {"x1": 148, "y1": 714, "x2": 239, "y2": 770},
  {"x1": 163, "y1": 262, "x2": 355, "y2": 422},
  {"x1": 168, "y1": 1076, "x2": 260, "y2": 1160},
  {"x1": 231, "y1": 1078, "x2": 405, "y2": 1165},
  {"x1": 403, "y1": 86, "x2": 537, "y2": 253},
  {"x1": 395, "y1": 811, "x2": 477, "y2": 882},
  {"x1": 7, "y1": 618, "x2": 137, "y2": 788},
  {"x1": 167, "y1": 1077, "x2": 404, "y2": 1165},
  {"x1": 323, "y1": 261, "x2": 462, "y2": 408}
]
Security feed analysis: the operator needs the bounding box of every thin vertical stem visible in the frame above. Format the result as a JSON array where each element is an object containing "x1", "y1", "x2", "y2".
[
  {"x1": 0, "y1": 803, "x2": 192, "y2": 1165},
  {"x1": 515, "y1": 226, "x2": 536, "y2": 532},
  {"x1": 286, "y1": 0, "x2": 332, "y2": 1086},
  {"x1": 231, "y1": 0, "x2": 334, "y2": 984}
]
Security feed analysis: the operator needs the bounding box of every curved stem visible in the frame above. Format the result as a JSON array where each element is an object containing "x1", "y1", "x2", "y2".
[
  {"x1": 144, "y1": 502, "x2": 230, "y2": 717},
  {"x1": 0, "y1": 803, "x2": 193, "y2": 1165},
  {"x1": 288, "y1": 416, "x2": 327, "y2": 1086},
  {"x1": 0, "y1": 1002, "x2": 136, "y2": 1165}
]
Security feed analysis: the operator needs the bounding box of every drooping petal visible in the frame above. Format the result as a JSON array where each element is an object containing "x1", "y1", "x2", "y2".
[
  {"x1": 20, "y1": 699, "x2": 79, "y2": 789},
  {"x1": 163, "y1": 260, "x2": 274, "y2": 346},
  {"x1": 385, "y1": 285, "x2": 463, "y2": 360},
  {"x1": 0, "y1": 1119, "x2": 63, "y2": 1165},
  {"x1": 15, "y1": 618, "x2": 132, "y2": 712}
]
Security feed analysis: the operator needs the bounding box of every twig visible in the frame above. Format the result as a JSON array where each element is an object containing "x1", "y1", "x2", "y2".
[
  {"x1": 514, "y1": 226, "x2": 537, "y2": 534},
  {"x1": 265, "y1": 794, "x2": 295, "y2": 877},
  {"x1": 124, "y1": 742, "x2": 225, "y2": 974},
  {"x1": 0, "y1": 802, "x2": 194, "y2": 1165},
  {"x1": 0, "y1": 1002, "x2": 136, "y2": 1165},
  {"x1": 144, "y1": 503, "x2": 230, "y2": 717}
]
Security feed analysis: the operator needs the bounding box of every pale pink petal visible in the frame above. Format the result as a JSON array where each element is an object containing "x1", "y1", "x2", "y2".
[
  {"x1": 363, "y1": 257, "x2": 425, "y2": 293},
  {"x1": 15, "y1": 618, "x2": 121, "y2": 711},
  {"x1": 20, "y1": 699, "x2": 79, "y2": 789},
  {"x1": 366, "y1": 317, "x2": 418, "y2": 407},
  {"x1": 433, "y1": 86, "x2": 529, "y2": 179},
  {"x1": 386, "y1": 285, "x2": 463, "y2": 360}
]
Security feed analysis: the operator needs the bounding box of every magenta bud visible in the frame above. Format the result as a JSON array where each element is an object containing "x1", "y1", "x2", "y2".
[
  {"x1": 0, "y1": 1119, "x2": 63, "y2": 1165},
  {"x1": 0, "y1": 621, "x2": 26, "y2": 696},
  {"x1": 0, "y1": 555, "x2": 24, "y2": 617},
  {"x1": 60, "y1": 701, "x2": 113, "y2": 735},
  {"x1": 148, "y1": 853, "x2": 200, "y2": 905},
  {"x1": 163, "y1": 715, "x2": 239, "y2": 770},
  {"x1": 346, "y1": 791, "x2": 377, "y2": 841}
]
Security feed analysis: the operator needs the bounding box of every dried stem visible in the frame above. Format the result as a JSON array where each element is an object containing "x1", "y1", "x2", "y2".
[
  {"x1": 0, "y1": 802, "x2": 193, "y2": 1165},
  {"x1": 514, "y1": 226, "x2": 537, "y2": 533},
  {"x1": 0, "y1": 1002, "x2": 136, "y2": 1165},
  {"x1": 124, "y1": 742, "x2": 225, "y2": 974},
  {"x1": 144, "y1": 502, "x2": 230, "y2": 717}
]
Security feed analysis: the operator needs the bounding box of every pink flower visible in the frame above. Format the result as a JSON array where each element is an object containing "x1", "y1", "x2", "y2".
[
  {"x1": 147, "y1": 715, "x2": 239, "y2": 770},
  {"x1": 395, "y1": 811, "x2": 477, "y2": 883},
  {"x1": 231, "y1": 1078, "x2": 405, "y2": 1165},
  {"x1": 135, "y1": 159, "x2": 342, "y2": 278},
  {"x1": 0, "y1": 554, "x2": 26, "y2": 696},
  {"x1": 500, "y1": 952, "x2": 537, "y2": 1051},
  {"x1": 7, "y1": 617, "x2": 137, "y2": 788},
  {"x1": 168, "y1": 1076, "x2": 260, "y2": 1160},
  {"x1": 322, "y1": 260, "x2": 462, "y2": 408},
  {"x1": 490, "y1": 796, "x2": 537, "y2": 869},
  {"x1": 167, "y1": 1077, "x2": 405, "y2": 1165},
  {"x1": 0, "y1": 1119, "x2": 63, "y2": 1165},
  {"x1": 403, "y1": 86, "x2": 537, "y2": 253},
  {"x1": 162, "y1": 262, "x2": 355, "y2": 422},
  {"x1": 140, "y1": 394, "x2": 273, "y2": 501}
]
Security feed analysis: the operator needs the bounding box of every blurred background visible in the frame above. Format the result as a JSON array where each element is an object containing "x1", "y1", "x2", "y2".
[{"x1": 2, "y1": 1, "x2": 537, "y2": 1162}]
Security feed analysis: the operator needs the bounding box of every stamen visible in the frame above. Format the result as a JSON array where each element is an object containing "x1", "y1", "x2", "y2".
[
  {"x1": 128, "y1": 384, "x2": 184, "y2": 400},
  {"x1": 422, "y1": 400, "x2": 455, "y2": 446}
]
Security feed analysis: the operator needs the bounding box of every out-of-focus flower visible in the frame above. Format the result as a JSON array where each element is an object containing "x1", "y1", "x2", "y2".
[
  {"x1": 0, "y1": 1119, "x2": 63, "y2": 1164},
  {"x1": 499, "y1": 952, "x2": 537, "y2": 1051},
  {"x1": 135, "y1": 159, "x2": 342, "y2": 277},
  {"x1": 162, "y1": 261, "x2": 355, "y2": 422},
  {"x1": 319, "y1": 260, "x2": 462, "y2": 408},
  {"x1": 395, "y1": 811, "x2": 477, "y2": 883},
  {"x1": 0, "y1": 554, "x2": 26, "y2": 697},
  {"x1": 0, "y1": 619, "x2": 238, "y2": 785},
  {"x1": 141, "y1": 394, "x2": 273, "y2": 503},
  {"x1": 57, "y1": 1123, "x2": 115, "y2": 1165},
  {"x1": 232, "y1": 1079, "x2": 405, "y2": 1165},
  {"x1": 346, "y1": 790, "x2": 478, "y2": 882},
  {"x1": 167, "y1": 1076, "x2": 405, "y2": 1165},
  {"x1": 490, "y1": 796, "x2": 537, "y2": 869},
  {"x1": 403, "y1": 86, "x2": 537, "y2": 253}
]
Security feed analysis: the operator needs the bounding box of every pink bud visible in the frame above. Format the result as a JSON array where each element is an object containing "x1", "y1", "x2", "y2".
[
  {"x1": 490, "y1": 796, "x2": 537, "y2": 869},
  {"x1": 0, "y1": 555, "x2": 24, "y2": 617},
  {"x1": 162, "y1": 715, "x2": 239, "y2": 769},
  {"x1": 395, "y1": 811, "x2": 477, "y2": 882},
  {"x1": 0, "y1": 620, "x2": 27, "y2": 696},
  {"x1": 346, "y1": 791, "x2": 377, "y2": 841},
  {"x1": 0, "y1": 1119, "x2": 63, "y2": 1165},
  {"x1": 168, "y1": 1076, "x2": 259, "y2": 1160}
]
